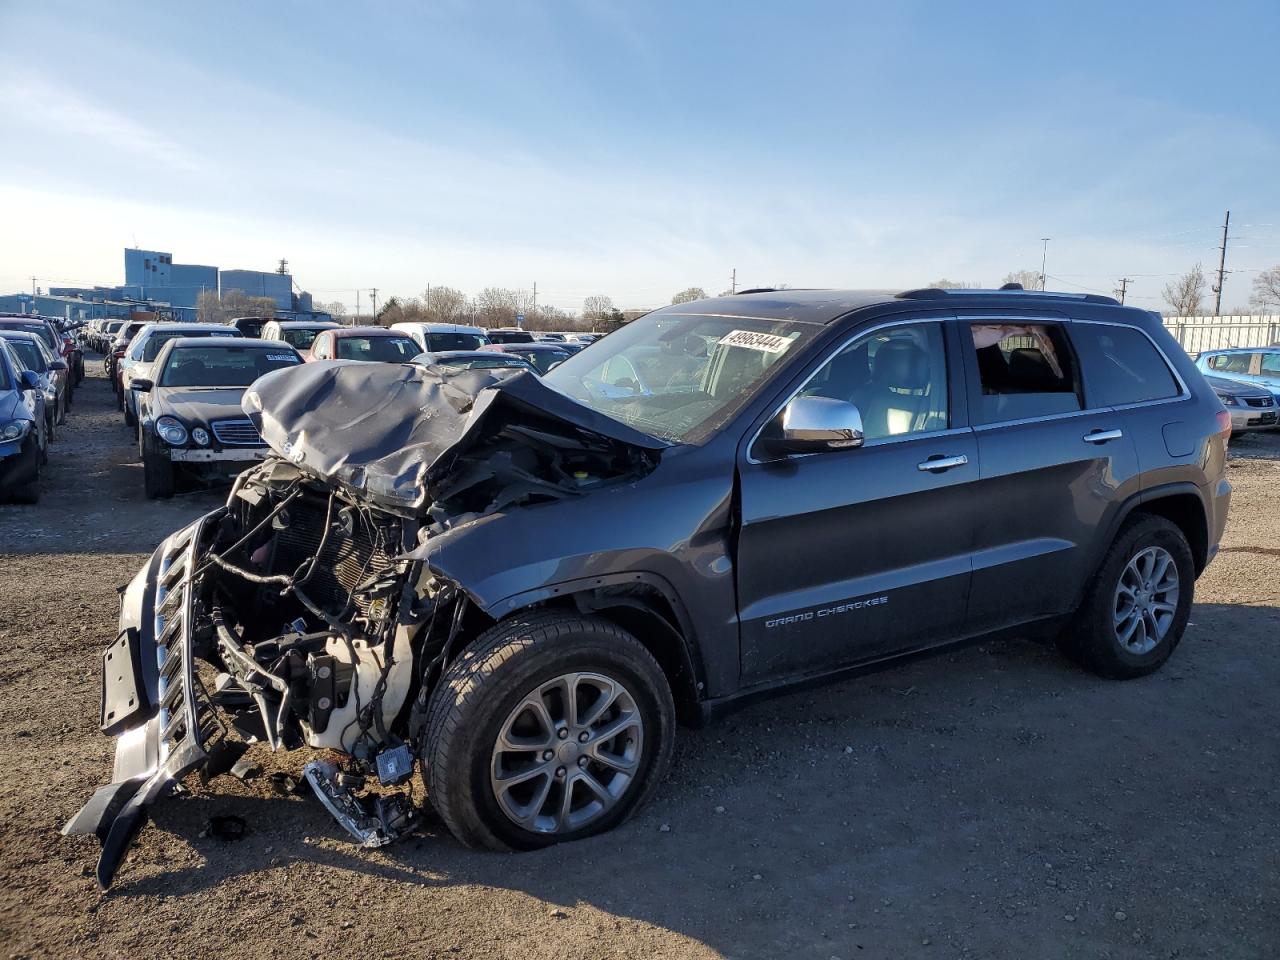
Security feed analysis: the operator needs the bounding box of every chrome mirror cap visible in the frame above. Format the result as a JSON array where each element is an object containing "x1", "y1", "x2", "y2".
[{"x1": 780, "y1": 396, "x2": 864, "y2": 452}]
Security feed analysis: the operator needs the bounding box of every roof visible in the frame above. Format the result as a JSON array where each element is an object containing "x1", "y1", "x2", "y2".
[
  {"x1": 269, "y1": 320, "x2": 340, "y2": 329},
  {"x1": 651, "y1": 286, "x2": 1125, "y2": 325},
  {"x1": 139, "y1": 323, "x2": 236, "y2": 333},
  {"x1": 1198, "y1": 345, "x2": 1273, "y2": 354},
  {"x1": 486, "y1": 342, "x2": 574, "y2": 352},
  {"x1": 331, "y1": 326, "x2": 411, "y2": 337},
  {"x1": 392, "y1": 321, "x2": 487, "y2": 333},
  {"x1": 420, "y1": 350, "x2": 533, "y2": 362},
  {"x1": 0, "y1": 329, "x2": 45, "y2": 341},
  {"x1": 164, "y1": 336, "x2": 294, "y2": 350}
]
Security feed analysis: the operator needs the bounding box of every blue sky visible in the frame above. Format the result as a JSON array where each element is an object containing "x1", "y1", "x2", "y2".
[{"x1": 1, "y1": 0, "x2": 1277, "y2": 313}]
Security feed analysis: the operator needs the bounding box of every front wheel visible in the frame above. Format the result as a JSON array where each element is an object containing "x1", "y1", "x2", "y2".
[
  {"x1": 422, "y1": 612, "x2": 675, "y2": 851},
  {"x1": 1058, "y1": 514, "x2": 1194, "y2": 679},
  {"x1": 142, "y1": 447, "x2": 175, "y2": 499}
]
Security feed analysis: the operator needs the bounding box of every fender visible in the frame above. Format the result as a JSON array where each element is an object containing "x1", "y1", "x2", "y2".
[{"x1": 455, "y1": 567, "x2": 710, "y2": 707}]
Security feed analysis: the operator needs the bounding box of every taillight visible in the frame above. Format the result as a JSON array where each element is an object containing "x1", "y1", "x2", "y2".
[{"x1": 1215, "y1": 410, "x2": 1232, "y2": 437}]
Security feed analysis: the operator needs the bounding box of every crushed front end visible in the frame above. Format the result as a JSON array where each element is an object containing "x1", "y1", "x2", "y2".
[{"x1": 65, "y1": 363, "x2": 663, "y2": 888}]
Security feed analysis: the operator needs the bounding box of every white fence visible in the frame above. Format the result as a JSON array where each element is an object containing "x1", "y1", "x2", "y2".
[{"x1": 1162, "y1": 316, "x2": 1280, "y2": 355}]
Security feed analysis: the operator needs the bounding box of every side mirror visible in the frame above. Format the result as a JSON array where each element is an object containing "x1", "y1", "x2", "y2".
[
  {"x1": 48, "y1": 359, "x2": 68, "y2": 372},
  {"x1": 131, "y1": 378, "x2": 153, "y2": 392},
  {"x1": 778, "y1": 396, "x2": 864, "y2": 453},
  {"x1": 18, "y1": 370, "x2": 40, "y2": 391}
]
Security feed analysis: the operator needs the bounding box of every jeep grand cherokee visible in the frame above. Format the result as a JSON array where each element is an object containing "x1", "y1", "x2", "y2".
[{"x1": 66, "y1": 286, "x2": 1230, "y2": 887}]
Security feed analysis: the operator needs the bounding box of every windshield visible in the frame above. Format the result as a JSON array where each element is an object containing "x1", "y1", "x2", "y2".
[
  {"x1": 1, "y1": 323, "x2": 55, "y2": 350},
  {"x1": 4, "y1": 339, "x2": 42, "y2": 371},
  {"x1": 281, "y1": 327, "x2": 326, "y2": 350},
  {"x1": 425, "y1": 332, "x2": 488, "y2": 351},
  {"x1": 236, "y1": 319, "x2": 266, "y2": 338},
  {"x1": 443, "y1": 356, "x2": 532, "y2": 371},
  {"x1": 520, "y1": 349, "x2": 572, "y2": 374},
  {"x1": 160, "y1": 345, "x2": 302, "y2": 387},
  {"x1": 105, "y1": 322, "x2": 124, "y2": 334},
  {"x1": 543, "y1": 313, "x2": 815, "y2": 443},
  {"x1": 336, "y1": 335, "x2": 419, "y2": 362},
  {"x1": 143, "y1": 329, "x2": 228, "y2": 361}
]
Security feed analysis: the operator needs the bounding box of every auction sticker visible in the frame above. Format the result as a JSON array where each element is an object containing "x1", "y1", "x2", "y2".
[
  {"x1": 267, "y1": 354, "x2": 300, "y2": 362},
  {"x1": 718, "y1": 329, "x2": 792, "y2": 353}
]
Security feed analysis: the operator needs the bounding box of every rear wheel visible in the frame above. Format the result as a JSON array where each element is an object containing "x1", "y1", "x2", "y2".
[
  {"x1": 9, "y1": 444, "x2": 40, "y2": 504},
  {"x1": 422, "y1": 612, "x2": 675, "y2": 851},
  {"x1": 1058, "y1": 514, "x2": 1194, "y2": 679},
  {"x1": 142, "y1": 446, "x2": 175, "y2": 499}
]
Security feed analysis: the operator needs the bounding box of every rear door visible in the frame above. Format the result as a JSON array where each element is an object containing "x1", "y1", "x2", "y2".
[
  {"x1": 736, "y1": 316, "x2": 978, "y2": 684},
  {"x1": 959, "y1": 315, "x2": 1142, "y2": 635}
]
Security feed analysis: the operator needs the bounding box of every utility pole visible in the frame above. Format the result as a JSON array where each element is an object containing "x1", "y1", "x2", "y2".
[
  {"x1": 31, "y1": 276, "x2": 37, "y2": 297},
  {"x1": 1212, "y1": 210, "x2": 1230, "y2": 317},
  {"x1": 532, "y1": 281, "x2": 537, "y2": 315},
  {"x1": 1116, "y1": 277, "x2": 1132, "y2": 305},
  {"x1": 356, "y1": 289, "x2": 360, "y2": 321},
  {"x1": 1039, "y1": 238, "x2": 1051, "y2": 290},
  {"x1": 370, "y1": 288, "x2": 378, "y2": 318},
  {"x1": 730, "y1": 268, "x2": 736, "y2": 294}
]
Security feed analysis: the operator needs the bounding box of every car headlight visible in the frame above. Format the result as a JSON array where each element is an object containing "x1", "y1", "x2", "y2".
[
  {"x1": 1216, "y1": 393, "x2": 1238, "y2": 406},
  {"x1": 155, "y1": 416, "x2": 188, "y2": 446},
  {"x1": 1, "y1": 419, "x2": 31, "y2": 441},
  {"x1": 191, "y1": 427, "x2": 210, "y2": 446}
]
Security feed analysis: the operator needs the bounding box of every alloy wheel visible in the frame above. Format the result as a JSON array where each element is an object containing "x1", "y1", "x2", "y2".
[
  {"x1": 490, "y1": 672, "x2": 644, "y2": 834},
  {"x1": 1113, "y1": 546, "x2": 1180, "y2": 654}
]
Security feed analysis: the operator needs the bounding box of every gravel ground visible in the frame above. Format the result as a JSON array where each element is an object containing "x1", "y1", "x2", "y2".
[{"x1": 1, "y1": 361, "x2": 1278, "y2": 960}]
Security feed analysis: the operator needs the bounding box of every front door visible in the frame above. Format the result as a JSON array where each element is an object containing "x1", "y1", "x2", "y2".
[{"x1": 736, "y1": 318, "x2": 977, "y2": 685}]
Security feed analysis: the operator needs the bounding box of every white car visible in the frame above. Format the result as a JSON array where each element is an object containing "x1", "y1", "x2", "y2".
[
  {"x1": 259, "y1": 320, "x2": 341, "y2": 353},
  {"x1": 390, "y1": 321, "x2": 490, "y2": 353},
  {"x1": 119, "y1": 323, "x2": 239, "y2": 427}
]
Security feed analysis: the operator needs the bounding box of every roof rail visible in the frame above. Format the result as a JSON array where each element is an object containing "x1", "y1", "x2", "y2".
[
  {"x1": 735, "y1": 287, "x2": 779, "y2": 295},
  {"x1": 896, "y1": 286, "x2": 1120, "y2": 306}
]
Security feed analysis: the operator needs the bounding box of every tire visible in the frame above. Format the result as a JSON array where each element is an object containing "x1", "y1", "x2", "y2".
[
  {"x1": 124, "y1": 393, "x2": 137, "y2": 428},
  {"x1": 143, "y1": 447, "x2": 175, "y2": 499},
  {"x1": 115, "y1": 383, "x2": 124, "y2": 411},
  {"x1": 1058, "y1": 514, "x2": 1195, "y2": 679},
  {"x1": 9, "y1": 445, "x2": 40, "y2": 504},
  {"x1": 422, "y1": 611, "x2": 675, "y2": 852},
  {"x1": 57, "y1": 393, "x2": 67, "y2": 425}
]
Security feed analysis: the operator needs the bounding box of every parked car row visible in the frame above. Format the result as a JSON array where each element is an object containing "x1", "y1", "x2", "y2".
[
  {"x1": 0, "y1": 314, "x2": 88, "y2": 502},
  {"x1": 1195, "y1": 347, "x2": 1280, "y2": 434}
]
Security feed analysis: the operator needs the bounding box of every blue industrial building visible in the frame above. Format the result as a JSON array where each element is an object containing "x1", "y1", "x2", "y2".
[{"x1": 4, "y1": 248, "x2": 331, "y2": 324}]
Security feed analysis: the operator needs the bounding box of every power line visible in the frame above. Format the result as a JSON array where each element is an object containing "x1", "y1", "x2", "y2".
[{"x1": 1115, "y1": 277, "x2": 1132, "y2": 304}]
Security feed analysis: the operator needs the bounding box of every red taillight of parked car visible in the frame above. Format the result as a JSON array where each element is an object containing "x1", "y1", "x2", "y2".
[{"x1": 1215, "y1": 410, "x2": 1232, "y2": 437}]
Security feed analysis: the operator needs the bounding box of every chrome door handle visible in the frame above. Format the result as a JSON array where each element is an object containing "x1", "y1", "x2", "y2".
[
  {"x1": 917, "y1": 454, "x2": 969, "y2": 473},
  {"x1": 1083, "y1": 429, "x2": 1124, "y2": 444}
]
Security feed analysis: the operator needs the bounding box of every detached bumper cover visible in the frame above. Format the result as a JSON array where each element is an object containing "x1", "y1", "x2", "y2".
[{"x1": 62, "y1": 515, "x2": 222, "y2": 889}]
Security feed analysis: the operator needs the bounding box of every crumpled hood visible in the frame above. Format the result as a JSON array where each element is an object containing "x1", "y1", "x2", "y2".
[
  {"x1": 242, "y1": 361, "x2": 667, "y2": 511},
  {"x1": 154, "y1": 387, "x2": 248, "y2": 425}
]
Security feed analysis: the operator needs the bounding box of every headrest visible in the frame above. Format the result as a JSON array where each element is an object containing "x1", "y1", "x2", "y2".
[{"x1": 873, "y1": 340, "x2": 929, "y2": 390}]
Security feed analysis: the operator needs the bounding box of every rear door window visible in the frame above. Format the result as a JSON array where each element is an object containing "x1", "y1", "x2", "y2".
[
  {"x1": 1260, "y1": 352, "x2": 1280, "y2": 376},
  {"x1": 967, "y1": 322, "x2": 1082, "y2": 423},
  {"x1": 1070, "y1": 324, "x2": 1182, "y2": 406},
  {"x1": 1207, "y1": 353, "x2": 1253, "y2": 374}
]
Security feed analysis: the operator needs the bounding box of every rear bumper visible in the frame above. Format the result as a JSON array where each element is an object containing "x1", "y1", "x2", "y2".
[
  {"x1": 62, "y1": 514, "x2": 224, "y2": 889},
  {"x1": 1228, "y1": 407, "x2": 1278, "y2": 431}
]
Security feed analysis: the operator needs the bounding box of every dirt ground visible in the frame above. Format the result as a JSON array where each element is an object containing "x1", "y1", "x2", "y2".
[{"x1": 1, "y1": 361, "x2": 1278, "y2": 960}]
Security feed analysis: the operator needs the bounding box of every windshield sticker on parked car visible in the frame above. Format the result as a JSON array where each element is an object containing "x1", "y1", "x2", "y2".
[
  {"x1": 267, "y1": 354, "x2": 300, "y2": 362},
  {"x1": 718, "y1": 330, "x2": 793, "y2": 354}
]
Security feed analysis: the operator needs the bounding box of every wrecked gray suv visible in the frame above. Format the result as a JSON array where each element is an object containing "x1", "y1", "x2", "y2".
[{"x1": 66, "y1": 288, "x2": 1231, "y2": 887}]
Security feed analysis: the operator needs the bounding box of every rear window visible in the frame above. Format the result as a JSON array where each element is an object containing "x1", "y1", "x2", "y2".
[
  {"x1": 969, "y1": 323, "x2": 1082, "y2": 423},
  {"x1": 335, "y1": 336, "x2": 419, "y2": 362},
  {"x1": 280, "y1": 327, "x2": 325, "y2": 350},
  {"x1": 517, "y1": 349, "x2": 571, "y2": 374},
  {"x1": 160, "y1": 345, "x2": 302, "y2": 387},
  {"x1": 143, "y1": 329, "x2": 228, "y2": 361},
  {"x1": 1261, "y1": 353, "x2": 1280, "y2": 376},
  {"x1": 426, "y1": 332, "x2": 488, "y2": 351},
  {"x1": 1070, "y1": 324, "x2": 1181, "y2": 406},
  {"x1": 443, "y1": 357, "x2": 532, "y2": 371}
]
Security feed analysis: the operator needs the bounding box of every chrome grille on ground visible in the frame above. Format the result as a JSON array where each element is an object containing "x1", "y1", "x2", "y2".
[
  {"x1": 1244, "y1": 396, "x2": 1274, "y2": 408},
  {"x1": 211, "y1": 419, "x2": 262, "y2": 445}
]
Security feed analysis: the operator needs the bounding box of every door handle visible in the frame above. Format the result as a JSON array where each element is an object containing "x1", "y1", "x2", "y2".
[
  {"x1": 917, "y1": 454, "x2": 969, "y2": 473},
  {"x1": 1083, "y1": 428, "x2": 1124, "y2": 444}
]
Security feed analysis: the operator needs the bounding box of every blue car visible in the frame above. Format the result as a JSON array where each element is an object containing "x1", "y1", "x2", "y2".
[
  {"x1": 0, "y1": 339, "x2": 49, "y2": 503},
  {"x1": 1194, "y1": 347, "x2": 1280, "y2": 407}
]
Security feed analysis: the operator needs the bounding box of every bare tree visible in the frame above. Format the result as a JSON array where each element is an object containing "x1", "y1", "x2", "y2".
[
  {"x1": 423, "y1": 286, "x2": 470, "y2": 324},
  {"x1": 197, "y1": 289, "x2": 278, "y2": 323},
  {"x1": 582, "y1": 295, "x2": 615, "y2": 321},
  {"x1": 320, "y1": 300, "x2": 348, "y2": 318},
  {"x1": 476, "y1": 287, "x2": 520, "y2": 326},
  {"x1": 928, "y1": 279, "x2": 981, "y2": 289},
  {"x1": 377, "y1": 297, "x2": 431, "y2": 326},
  {"x1": 1163, "y1": 264, "x2": 1207, "y2": 316},
  {"x1": 1251, "y1": 265, "x2": 1280, "y2": 311},
  {"x1": 671, "y1": 287, "x2": 707, "y2": 304},
  {"x1": 1001, "y1": 270, "x2": 1042, "y2": 290}
]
